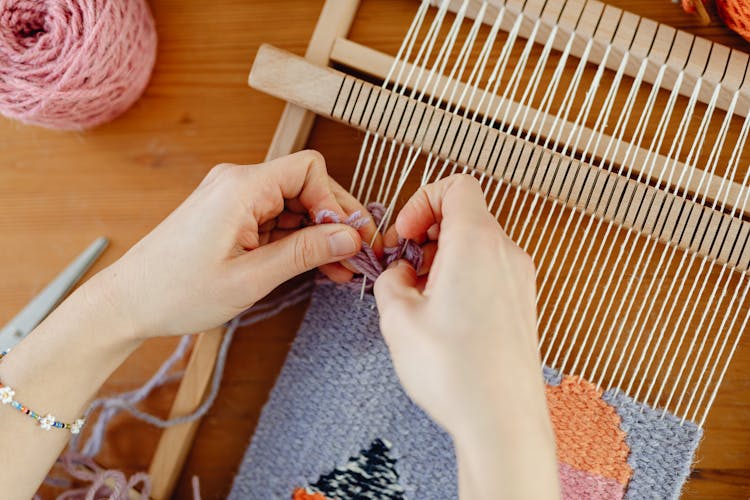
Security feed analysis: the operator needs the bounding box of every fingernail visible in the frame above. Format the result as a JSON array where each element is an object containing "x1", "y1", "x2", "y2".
[
  {"x1": 328, "y1": 229, "x2": 359, "y2": 257},
  {"x1": 387, "y1": 259, "x2": 409, "y2": 270}
]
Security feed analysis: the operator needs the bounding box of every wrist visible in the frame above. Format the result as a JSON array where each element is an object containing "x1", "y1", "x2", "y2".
[
  {"x1": 452, "y1": 396, "x2": 560, "y2": 499},
  {"x1": 0, "y1": 274, "x2": 144, "y2": 422},
  {"x1": 82, "y1": 265, "x2": 146, "y2": 343}
]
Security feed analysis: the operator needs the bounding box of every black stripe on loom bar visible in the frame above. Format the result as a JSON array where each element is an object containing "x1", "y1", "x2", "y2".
[
  {"x1": 633, "y1": 37, "x2": 697, "y2": 244},
  {"x1": 330, "y1": 75, "x2": 347, "y2": 118},
  {"x1": 571, "y1": 14, "x2": 636, "y2": 220},
  {"x1": 610, "y1": 29, "x2": 678, "y2": 237},
  {"x1": 517, "y1": 0, "x2": 588, "y2": 202},
  {"x1": 358, "y1": 86, "x2": 374, "y2": 127},
  {"x1": 347, "y1": 79, "x2": 364, "y2": 124}
]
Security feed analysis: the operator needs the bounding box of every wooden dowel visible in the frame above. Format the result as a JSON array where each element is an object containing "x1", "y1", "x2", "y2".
[
  {"x1": 265, "y1": 0, "x2": 361, "y2": 161},
  {"x1": 329, "y1": 37, "x2": 748, "y2": 215},
  {"x1": 686, "y1": 0, "x2": 712, "y2": 26},
  {"x1": 148, "y1": 328, "x2": 224, "y2": 500},
  {"x1": 249, "y1": 44, "x2": 750, "y2": 272}
]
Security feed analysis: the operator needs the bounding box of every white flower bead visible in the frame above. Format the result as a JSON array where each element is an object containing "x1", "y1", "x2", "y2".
[
  {"x1": 71, "y1": 418, "x2": 85, "y2": 435},
  {"x1": 40, "y1": 414, "x2": 55, "y2": 431},
  {"x1": 0, "y1": 386, "x2": 14, "y2": 404}
]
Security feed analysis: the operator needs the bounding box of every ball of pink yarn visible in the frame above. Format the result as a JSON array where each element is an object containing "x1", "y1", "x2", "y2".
[{"x1": 0, "y1": 0, "x2": 157, "y2": 130}]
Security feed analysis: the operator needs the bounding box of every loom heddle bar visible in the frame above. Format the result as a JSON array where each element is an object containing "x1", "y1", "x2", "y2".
[
  {"x1": 329, "y1": 37, "x2": 749, "y2": 215},
  {"x1": 437, "y1": 0, "x2": 750, "y2": 115},
  {"x1": 249, "y1": 44, "x2": 750, "y2": 273}
]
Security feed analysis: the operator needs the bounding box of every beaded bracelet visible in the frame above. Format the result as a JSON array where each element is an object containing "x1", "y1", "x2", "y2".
[{"x1": 0, "y1": 350, "x2": 85, "y2": 433}]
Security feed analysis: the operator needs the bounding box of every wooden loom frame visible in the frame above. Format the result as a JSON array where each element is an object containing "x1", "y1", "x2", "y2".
[{"x1": 138, "y1": 0, "x2": 750, "y2": 496}]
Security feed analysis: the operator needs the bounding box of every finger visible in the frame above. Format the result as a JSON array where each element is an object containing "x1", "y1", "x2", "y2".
[
  {"x1": 383, "y1": 225, "x2": 399, "y2": 248},
  {"x1": 269, "y1": 226, "x2": 365, "y2": 276},
  {"x1": 395, "y1": 174, "x2": 492, "y2": 243},
  {"x1": 250, "y1": 150, "x2": 347, "y2": 222},
  {"x1": 418, "y1": 241, "x2": 438, "y2": 276},
  {"x1": 319, "y1": 263, "x2": 355, "y2": 283},
  {"x1": 235, "y1": 224, "x2": 361, "y2": 295},
  {"x1": 259, "y1": 219, "x2": 276, "y2": 233},
  {"x1": 264, "y1": 230, "x2": 356, "y2": 282},
  {"x1": 383, "y1": 223, "x2": 428, "y2": 246},
  {"x1": 329, "y1": 178, "x2": 383, "y2": 256},
  {"x1": 277, "y1": 211, "x2": 308, "y2": 229},
  {"x1": 374, "y1": 260, "x2": 422, "y2": 325},
  {"x1": 238, "y1": 220, "x2": 261, "y2": 250},
  {"x1": 427, "y1": 223, "x2": 440, "y2": 241},
  {"x1": 285, "y1": 198, "x2": 307, "y2": 214}
]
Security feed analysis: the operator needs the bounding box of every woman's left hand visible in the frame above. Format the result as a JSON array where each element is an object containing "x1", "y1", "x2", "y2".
[
  {"x1": 93, "y1": 150, "x2": 380, "y2": 339},
  {"x1": 0, "y1": 151, "x2": 382, "y2": 499}
]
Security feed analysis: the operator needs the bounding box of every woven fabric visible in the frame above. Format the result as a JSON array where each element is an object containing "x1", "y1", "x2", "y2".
[
  {"x1": 294, "y1": 439, "x2": 405, "y2": 500},
  {"x1": 229, "y1": 283, "x2": 702, "y2": 499},
  {"x1": 602, "y1": 389, "x2": 703, "y2": 500},
  {"x1": 558, "y1": 462, "x2": 625, "y2": 500}
]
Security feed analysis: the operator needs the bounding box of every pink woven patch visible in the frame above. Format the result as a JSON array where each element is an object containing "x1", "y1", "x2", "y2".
[{"x1": 559, "y1": 462, "x2": 625, "y2": 500}]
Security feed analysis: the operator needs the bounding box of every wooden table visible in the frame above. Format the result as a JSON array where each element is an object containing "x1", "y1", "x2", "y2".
[{"x1": 1, "y1": 0, "x2": 748, "y2": 498}]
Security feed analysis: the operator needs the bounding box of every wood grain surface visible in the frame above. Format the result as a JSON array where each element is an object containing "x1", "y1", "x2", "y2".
[{"x1": 1, "y1": 0, "x2": 748, "y2": 498}]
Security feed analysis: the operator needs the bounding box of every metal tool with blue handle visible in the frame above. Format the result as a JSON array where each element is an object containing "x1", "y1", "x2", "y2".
[{"x1": 0, "y1": 237, "x2": 109, "y2": 352}]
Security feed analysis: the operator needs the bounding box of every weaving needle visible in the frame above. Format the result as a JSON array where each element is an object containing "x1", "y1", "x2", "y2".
[
  {"x1": 360, "y1": 202, "x2": 395, "y2": 301},
  {"x1": 0, "y1": 237, "x2": 109, "y2": 352}
]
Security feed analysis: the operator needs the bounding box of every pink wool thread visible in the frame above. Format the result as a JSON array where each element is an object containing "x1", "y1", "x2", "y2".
[{"x1": 0, "y1": 0, "x2": 157, "y2": 130}]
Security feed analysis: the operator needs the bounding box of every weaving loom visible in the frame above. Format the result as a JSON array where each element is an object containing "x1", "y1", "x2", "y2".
[{"x1": 227, "y1": 0, "x2": 750, "y2": 497}]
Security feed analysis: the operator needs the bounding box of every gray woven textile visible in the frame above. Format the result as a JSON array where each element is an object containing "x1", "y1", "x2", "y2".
[
  {"x1": 229, "y1": 283, "x2": 702, "y2": 499},
  {"x1": 603, "y1": 390, "x2": 702, "y2": 500},
  {"x1": 229, "y1": 283, "x2": 456, "y2": 499}
]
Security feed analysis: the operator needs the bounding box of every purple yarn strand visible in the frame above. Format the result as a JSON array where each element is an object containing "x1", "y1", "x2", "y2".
[
  {"x1": 71, "y1": 281, "x2": 315, "y2": 458},
  {"x1": 314, "y1": 202, "x2": 424, "y2": 284}
]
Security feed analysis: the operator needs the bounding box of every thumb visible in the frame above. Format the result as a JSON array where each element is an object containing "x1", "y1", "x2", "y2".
[
  {"x1": 374, "y1": 260, "x2": 422, "y2": 335},
  {"x1": 238, "y1": 224, "x2": 361, "y2": 295}
]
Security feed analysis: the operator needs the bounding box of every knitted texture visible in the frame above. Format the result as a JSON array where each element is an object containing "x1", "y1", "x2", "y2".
[
  {"x1": 230, "y1": 283, "x2": 702, "y2": 499},
  {"x1": 0, "y1": 0, "x2": 157, "y2": 130},
  {"x1": 298, "y1": 439, "x2": 405, "y2": 499},
  {"x1": 558, "y1": 462, "x2": 625, "y2": 500},
  {"x1": 545, "y1": 376, "x2": 632, "y2": 485},
  {"x1": 229, "y1": 284, "x2": 457, "y2": 499},
  {"x1": 603, "y1": 389, "x2": 703, "y2": 500},
  {"x1": 715, "y1": 0, "x2": 750, "y2": 41}
]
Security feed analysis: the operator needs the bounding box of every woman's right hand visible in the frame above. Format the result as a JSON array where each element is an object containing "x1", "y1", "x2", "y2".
[{"x1": 374, "y1": 174, "x2": 560, "y2": 499}]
